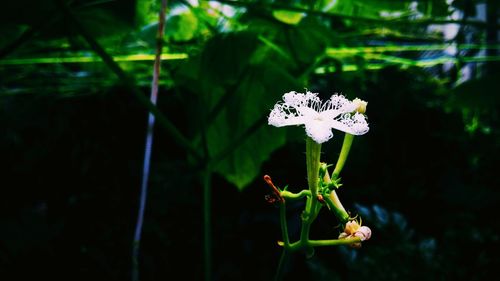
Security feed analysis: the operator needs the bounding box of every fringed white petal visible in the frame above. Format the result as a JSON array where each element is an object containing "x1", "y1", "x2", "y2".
[
  {"x1": 330, "y1": 112, "x2": 369, "y2": 136},
  {"x1": 304, "y1": 117, "x2": 334, "y2": 144},
  {"x1": 268, "y1": 91, "x2": 320, "y2": 127},
  {"x1": 318, "y1": 109, "x2": 342, "y2": 120},
  {"x1": 326, "y1": 94, "x2": 357, "y2": 112},
  {"x1": 268, "y1": 91, "x2": 369, "y2": 143},
  {"x1": 295, "y1": 105, "x2": 317, "y2": 118},
  {"x1": 268, "y1": 104, "x2": 307, "y2": 127}
]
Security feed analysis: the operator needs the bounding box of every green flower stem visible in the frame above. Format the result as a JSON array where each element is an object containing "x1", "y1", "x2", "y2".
[
  {"x1": 282, "y1": 237, "x2": 361, "y2": 251},
  {"x1": 280, "y1": 190, "x2": 311, "y2": 200},
  {"x1": 332, "y1": 133, "x2": 355, "y2": 180},
  {"x1": 312, "y1": 199, "x2": 323, "y2": 219},
  {"x1": 279, "y1": 201, "x2": 290, "y2": 246},
  {"x1": 299, "y1": 200, "x2": 314, "y2": 254},
  {"x1": 300, "y1": 137, "x2": 322, "y2": 249},
  {"x1": 322, "y1": 169, "x2": 349, "y2": 223},
  {"x1": 274, "y1": 201, "x2": 291, "y2": 281},
  {"x1": 323, "y1": 192, "x2": 350, "y2": 223},
  {"x1": 275, "y1": 135, "x2": 357, "y2": 275},
  {"x1": 306, "y1": 137, "x2": 322, "y2": 195},
  {"x1": 308, "y1": 237, "x2": 361, "y2": 247}
]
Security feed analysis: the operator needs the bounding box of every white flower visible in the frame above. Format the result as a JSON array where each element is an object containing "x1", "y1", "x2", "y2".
[{"x1": 268, "y1": 91, "x2": 369, "y2": 144}]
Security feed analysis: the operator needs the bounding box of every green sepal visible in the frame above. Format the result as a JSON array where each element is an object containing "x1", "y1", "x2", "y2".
[{"x1": 320, "y1": 177, "x2": 343, "y2": 192}]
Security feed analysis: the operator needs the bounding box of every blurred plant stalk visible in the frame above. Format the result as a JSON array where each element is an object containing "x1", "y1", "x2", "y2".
[{"x1": 132, "y1": 1, "x2": 167, "y2": 281}]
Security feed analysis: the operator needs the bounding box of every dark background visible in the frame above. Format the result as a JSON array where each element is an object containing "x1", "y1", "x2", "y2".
[{"x1": 1, "y1": 0, "x2": 499, "y2": 280}]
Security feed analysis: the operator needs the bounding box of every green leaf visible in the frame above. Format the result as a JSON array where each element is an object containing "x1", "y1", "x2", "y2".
[
  {"x1": 166, "y1": 11, "x2": 199, "y2": 42},
  {"x1": 207, "y1": 64, "x2": 297, "y2": 190},
  {"x1": 328, "y1": 0, "x2": 411, "y2": 18},
  {"x1": 285, "y1": 17, "x2": 331, "y2": 65},
  {"x1": 327, "y1": 0, "x2": 451, "y2": 18},
  {"x1": 176, "y1": 32, "x2": 300, "y2": 190},
  {"x1": 272, "y1": 9, "x2": 305, "y2": 25},
  {"x1": 135, "y1": 0, "x2": 161, "y2": 27},
  {"x1": 200, "y1": 32, "x2": 259, "y2": 86}
]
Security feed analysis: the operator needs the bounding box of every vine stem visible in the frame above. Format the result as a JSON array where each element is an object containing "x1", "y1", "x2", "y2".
[
  {"x1": 132, "y1": 1, "x2": 167, "y2": 281},
  {"x1": 322, "y1": 167, "x2": 349, "y2": 223},
  {"x1": 299, "y1": 137, "x2": 321, "y2": 255},
  {"x1": 273, "y1": 136, "x2": 362, "y2": 279},
  {"x1": 274, "y1": 194, "x2": 292, "y2": 280},
  {"x1": 332, "y1": 134, "x2": 354, "y2": 180},
  {"x1": 279, "y1": 201, "x2": 290, "y2": 246}
]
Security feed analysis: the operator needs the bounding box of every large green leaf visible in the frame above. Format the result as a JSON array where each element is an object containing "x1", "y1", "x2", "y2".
[
  {"x1": 206, "y1": 63, "x2": 297, "y2": 190},
  {"x1": 200, "y1": 32, "x2": 259, "y2": 87},
  {"x1": 286, "y1": 17, "x2": 332, "y2": 65},
  {"x1": 175, "y1": 32, "x2": 301, "y2": 190},
  {"x1": 246, "y1": 16, "x2": 333, "y2": 70}
]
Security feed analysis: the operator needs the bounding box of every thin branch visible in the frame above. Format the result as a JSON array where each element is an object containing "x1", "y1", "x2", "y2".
[
  {"x1": 132, "y1": 1, "x2": 167, "y2": 281},
  {"x1": 54, "y1": 0, "x2": 202, "y2": 161}
]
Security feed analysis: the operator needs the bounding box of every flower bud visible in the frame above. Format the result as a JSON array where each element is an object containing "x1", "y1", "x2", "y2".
[
  {"x1": 353, "y1": 98, "x2": 368, "y2": 114},
  {"x1": 354, "y1": 226, "x2": 372, "y2": 241},
  {"x1": 358, "y1": 226, "x2": 372, "y2": 240}
]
